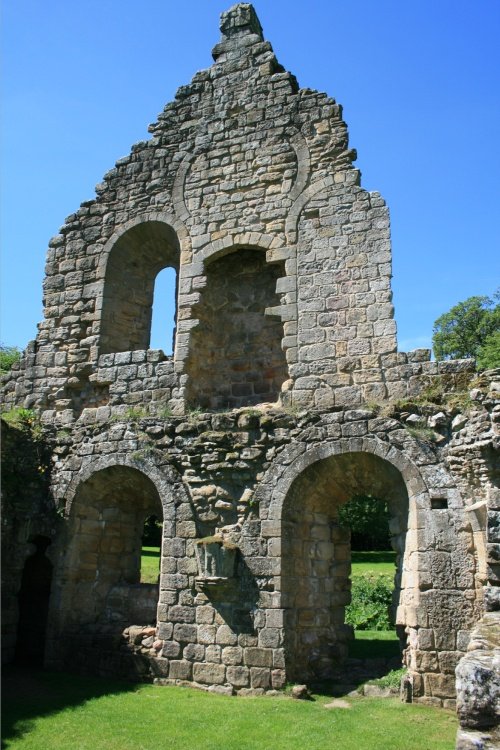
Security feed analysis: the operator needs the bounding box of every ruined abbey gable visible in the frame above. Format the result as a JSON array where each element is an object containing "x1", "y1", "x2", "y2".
[{"x1": 1, "y1": 4, "x2": 499, "y2": 739}]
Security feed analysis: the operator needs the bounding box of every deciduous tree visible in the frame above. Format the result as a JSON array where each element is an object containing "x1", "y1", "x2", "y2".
[{"x1": 432, "y1": 291, "x2": 500, "y2": 368}]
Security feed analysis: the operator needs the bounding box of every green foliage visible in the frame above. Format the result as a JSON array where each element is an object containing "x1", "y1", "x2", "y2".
[
  {"x1": 346, "y1": 574, "x2": 393, "y2": 631},
  {"x1": 157, "y1": 405, "x2": 173, "y2": 419},
  {"x1": 142, "y1": 516, "x2": 162, "y2": 547},
  {"x1": 366, "y1": 667, "x2": 407, "y2": 691},
  {"x1": 187, "y1": 405, "x2": 203, "y2": 421},
  {"x1": 432, "y1": 290, "x2": 500, "y2": 366},
  {"x1": 131, "y1": 445, "x2": 156, "y2": 461},
  {"x1": 476, "y1": 329, "x2": 500, "y2": 370},
  {"x1": 1, "y1": 407, "x2": 40, "y2": 435},
  {"x1": 124, "y1": 406, "x2": 148, "y2": 420},
  {"x1": 0, "y1": 344, "x2": 21, "y2": 375},
  {"x1": 338, "y1": 495, "x2": 390, "y2": 551}
]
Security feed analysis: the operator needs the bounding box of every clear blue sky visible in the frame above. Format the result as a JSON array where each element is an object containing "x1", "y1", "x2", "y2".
[{"x1": 2, "y1": 0, "x2": 499, "y2": 354}]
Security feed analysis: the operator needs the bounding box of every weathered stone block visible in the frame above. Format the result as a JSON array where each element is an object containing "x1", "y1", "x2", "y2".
[
  {"x1": 244, "y1": 647, "x2": 273, "y2": 667},
  {"x1": 168, "y1": 660, "x2": 192, "y2": 680},
  {"x1": 216, "y1": 625, "x2": 238, "y2": 646},
  {"x1": 250, "y1": 667, "x2": 271, "y2": 689},
  {"x1": 222, "y1": 646, "x2": 243, "y2": 666},
  {"x1": 173, "y1": 624, "x2": 197, "y2": 643},
  {"x1": 193, "y1": 662, "x2": 226, "y2": 685},
  {"x1": 226, "y1": 665, "x2": 250, "y2": 687}
]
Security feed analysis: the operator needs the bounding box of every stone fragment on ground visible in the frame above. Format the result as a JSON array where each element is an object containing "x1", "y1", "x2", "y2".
[{"x1": 291, "y1": 684, "x2": 311, "y2": 700}]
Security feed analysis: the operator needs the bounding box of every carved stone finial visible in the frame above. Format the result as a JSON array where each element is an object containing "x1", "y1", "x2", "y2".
[{"x1": 219, "y1": 3, "x2": 263, "y2": 40}]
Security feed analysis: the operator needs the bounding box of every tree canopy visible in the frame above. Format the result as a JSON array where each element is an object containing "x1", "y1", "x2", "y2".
[
  {"x1": 0, "y1": 344, "x2": 21, "y2": 375},
  {"x1": 338, "y1": 495, "x2": 390, "y2": 551},
  {"x1": 432, "y1": 290, "x2": 500, "y2": 369}
]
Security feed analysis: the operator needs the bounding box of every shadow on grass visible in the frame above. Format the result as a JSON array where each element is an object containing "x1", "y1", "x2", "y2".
[
  {"x1": 351, "y1": 551, "x2": 396, "y2": 564},
  {"x1": 141, "y1": 547, "x2": 160, "y2": 558},
  {"x1": 349, "y1": 633, "x2": 401, "y2": 660},
  {"x1": 310, "y1": 631, "x2": 403, "y2": 697},
  {"x1": 1, "y1": 665, "x2": 137, "y2": 748}
]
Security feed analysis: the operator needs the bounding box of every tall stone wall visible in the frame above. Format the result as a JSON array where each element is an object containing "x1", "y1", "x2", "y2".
[
  {"x1": 0, "y1": 2, "x2": 469, "y2": 422},
  {"x1": 1, "y1": 3, "x2": 498, "y2": 715}
]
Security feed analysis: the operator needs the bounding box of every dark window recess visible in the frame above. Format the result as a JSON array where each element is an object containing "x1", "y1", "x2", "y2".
[{"x1": 431, "y1": 497, "x2": 448, "y2": 510}]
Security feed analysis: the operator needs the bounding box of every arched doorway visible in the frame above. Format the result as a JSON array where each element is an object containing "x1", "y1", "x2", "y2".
[{"x1": 281, "y1": 451, "x2": 410, "y2": 682}]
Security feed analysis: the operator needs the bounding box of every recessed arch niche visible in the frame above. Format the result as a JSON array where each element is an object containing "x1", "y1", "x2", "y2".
[
  {"x1": 185, "y1": 247, "x2": 288, "y2": 409},
  {"x1": 58, "y1": 465, "x2": 163, "y2": 633}
]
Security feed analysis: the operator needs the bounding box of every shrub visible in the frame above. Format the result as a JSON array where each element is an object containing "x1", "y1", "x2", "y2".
[
  {"x1": 346, "y1": 574, "x2": 393, "y2": 631},
  {"x1": 477, "y1": 329, "x2": 500, "y2": 370},
  {"x1": 364, "y1": 667, "x2": 407, "y2": 691}
]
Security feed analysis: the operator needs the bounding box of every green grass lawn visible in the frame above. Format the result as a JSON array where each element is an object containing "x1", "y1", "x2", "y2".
[
  {"x1": 351, "y1": 550, "x2": 397, "y2": 577},
  {"x1": 3, "y1": 551, "x2": 451, "y2": 748},
  {"x1": 141, "y1": 546, "x2": 160, "y2": 583},
  {"x1": 2, "y1": 668, "x2": 457, "y2": 750}
]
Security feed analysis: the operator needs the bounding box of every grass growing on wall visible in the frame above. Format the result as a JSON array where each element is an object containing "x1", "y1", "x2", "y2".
[{"x1": 2, "y1": 668, "x2": 457, "y2": 750}]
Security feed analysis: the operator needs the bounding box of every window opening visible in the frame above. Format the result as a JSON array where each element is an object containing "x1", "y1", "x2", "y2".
[
  {"x1": 186, "y1": 248, "x2": 287, "y2": 409},
  {"x1": 99, "y1": 221, "x2": 180, "y2": 355},
  {"x1": 150, "y1": 267, "x2": 177, "y2": 354}
]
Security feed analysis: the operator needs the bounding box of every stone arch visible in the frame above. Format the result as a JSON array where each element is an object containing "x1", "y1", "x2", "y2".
[
  {"x1": 260, "y1": 437, "x2": 428, "y2": 520},
  {"x1": 47, "y1": 457, "x2": 190, "y2": 670},
  {"x1": 184, "y1": 245, "x2": 288, "y2": 409},
  {"x1": 97, "y1": 215, "x2": 187, "y2": 355},
  {"x1": 194, "y1": 231, "x2": 283, "y2": 263},
  {"x1": 255, "y1": 437, "x2": 429, "y2": 683},
  {"x1": 62, "y1": 453, "x2": 184, "y2": 522}
]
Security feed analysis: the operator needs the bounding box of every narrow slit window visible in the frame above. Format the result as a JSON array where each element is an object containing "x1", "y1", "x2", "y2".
[{"x1": 150, "y1": 267, "x2": 177, "y2": 354}]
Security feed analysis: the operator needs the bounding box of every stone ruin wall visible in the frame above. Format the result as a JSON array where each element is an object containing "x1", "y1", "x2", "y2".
[
  {"x1": 2, "y1": 2, "x2": 479, "y2": 422},
  {"x1": 1, "y1": 2, "x2": 499, "y2": 725}
]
